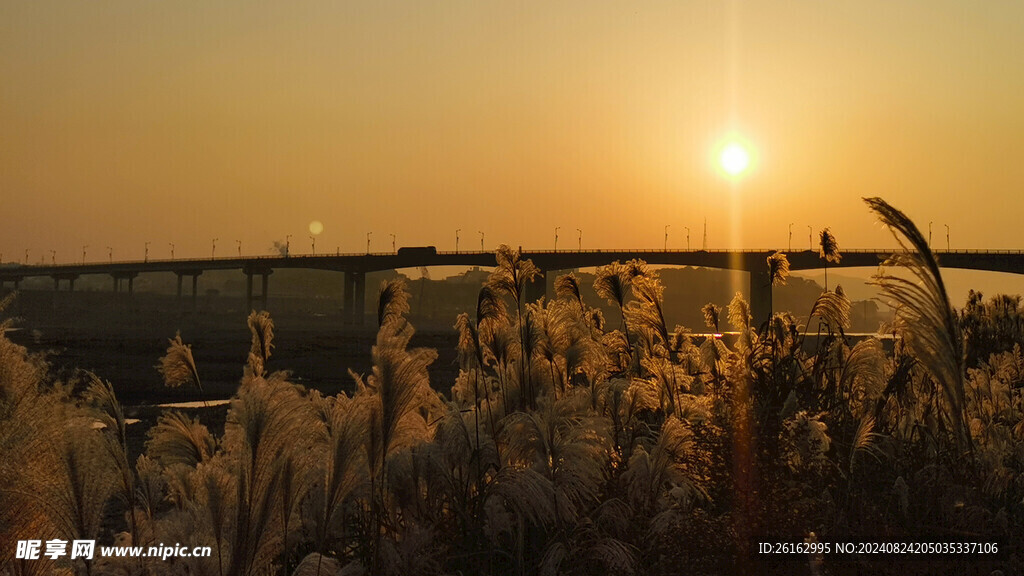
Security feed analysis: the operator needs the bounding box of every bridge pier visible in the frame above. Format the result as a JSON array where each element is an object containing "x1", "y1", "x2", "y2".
[
  {"x1": 175, "y1": 271, "x2": 203, "y2": 313},
  {"x1": 244, "y1": 267, "x2": 273, "y2": 312},
  {"x1": 749, "y1": 268, "x2": 772, "y2": 329},
  {"x1": 51, "y1": 274, "x2": 78, "y2": 292},
  {"x1": 342, "y1": 273, "x2": 354, "y2": 325},
  {"x1": 110, "y1": 273, "x2": 138, "y2": 315},
  {"x1": 343, "y1": 270, "x2": 366, "y2": 327}
]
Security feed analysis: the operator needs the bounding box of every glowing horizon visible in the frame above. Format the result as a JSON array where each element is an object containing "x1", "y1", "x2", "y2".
[{"x1": 2, "y1": 2, "x2": 1022, "y2": 261}]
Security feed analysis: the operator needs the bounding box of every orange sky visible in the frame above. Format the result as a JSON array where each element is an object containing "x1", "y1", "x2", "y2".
[{"x1": 2, "y1": 1, "x2": 1023, "y2": 274}]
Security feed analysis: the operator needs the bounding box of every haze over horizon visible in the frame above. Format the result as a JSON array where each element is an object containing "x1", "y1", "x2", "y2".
[{"x1": 2, "y1": 1, "x2": 1023, "y2": 300}]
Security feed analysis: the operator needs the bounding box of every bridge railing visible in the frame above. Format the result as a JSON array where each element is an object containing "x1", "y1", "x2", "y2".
[{"x1": 4, "y1": 248, "x2": 1024, "y2": 271}]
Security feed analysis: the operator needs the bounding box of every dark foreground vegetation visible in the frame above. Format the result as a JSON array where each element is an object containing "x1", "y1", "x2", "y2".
[{"x1": 2, "y1": 198, "x2": 1022, "y2": 576}]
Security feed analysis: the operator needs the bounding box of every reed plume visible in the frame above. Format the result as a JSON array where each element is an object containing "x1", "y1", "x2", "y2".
[
  {"x1": 818, "y1": 228, "x2": 841, "y2": 291},
  {"x1": 157, "y1": 332, "x2": 203, "y2": 395},
  {"x1": 767, "y1": 251, "x2": 790, "y2": 287},
  {"x1": 247, "y1": 310, "x2": 275, "y2": 377},
  {"x1": 378, "y1": 278, "x2": 411, "y2": 327},
  {"x1": 864, "y1": 196, "x2": 969, "y2": 449}
]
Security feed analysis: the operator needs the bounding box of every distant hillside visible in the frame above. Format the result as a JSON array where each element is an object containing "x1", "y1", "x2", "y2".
[{"x1": 6, "y1": 264, "x2": 890, "y2": 333}]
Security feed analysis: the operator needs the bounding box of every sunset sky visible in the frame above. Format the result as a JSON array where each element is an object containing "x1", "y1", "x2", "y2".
[{"x1": 2, "y1": 1, "x2": 1023, "y2": 273}]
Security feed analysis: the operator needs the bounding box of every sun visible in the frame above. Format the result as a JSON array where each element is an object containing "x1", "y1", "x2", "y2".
[
  {"x1": 308, "y1": 220, "x2": 324, "y2": 235},
  {"x1": 719, "y1": 143, "x2": 750, "y2": 176}
]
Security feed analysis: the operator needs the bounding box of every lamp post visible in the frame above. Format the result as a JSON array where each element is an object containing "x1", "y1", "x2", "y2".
[
  {"x1": 50, "y1": 250, "x2": 56, "y2": 265},
  {"x1": 577, "y1": 228, "x2": 582, "y2": 251},
  {"x1": 478, "y1": 231, "x2": 484, "y2": 251},
  {"x1": 310, "y1": 236, "x2": 316, "y2": 255},
  {"x1": 788, "y1": 223, "x2": 794, "y2": 251},
  {"x1": 366, "y1": 232, "x2": 371, "y2": 254},
  {"x1": 703, "y1": 218, "x2": 707, "y2": 250},
  {"x1": 24, "y1": 249, "x2": 29, "y2": 264},
  {"x1": 168, "y1": 243, "x2": 174, "y2": 260},
  {"x1": 107, "y1": 247, "x2": 113, "y2": 263},
  {"x1": 808, "y1": 226, "x2": 813, "y2": 251},
  {"x1": 212, "y1": 238, "x2": 218, "y2": 259},
  {"x1": 236, "y1": 240, "x2": 242, "y2": 257},
  {"x1": 945, "y1": 224, "x2": 950, "y2": 251},
  {"x1": 285, "y1": 235, "x2": 292, "y2": 257},
  {"x1": 455, "y1": 229, "x2": 461, "y2": 253},
  {"x1": 145, "y1": 241, "x2": 151, "y2": 262},
  {"x1": 555, "y1": 227, "x2": 560, "y2": 251},
  {"x1": 685, "y1": 227, "x2": 690, "y2": 250},
  {"x1": 390, "y1": 233, "x2": 396, "y2": 253},
  {"x1": 83, "y1": 246, "x2": 89, "y2": 263},
  {"x1": 664, "y1": 225, "x2": 670, "y2": 250},
  {"x1": 928, "y1": 222, "x2": 933, "y2": 247}
]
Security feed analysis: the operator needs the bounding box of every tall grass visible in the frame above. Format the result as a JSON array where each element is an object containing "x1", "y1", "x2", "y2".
[{"x1": 1, "y1": 199, "x2": 1022, "y2": 575}]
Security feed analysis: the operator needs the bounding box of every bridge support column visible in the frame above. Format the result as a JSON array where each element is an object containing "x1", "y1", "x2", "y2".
[
  {"x1": 525, "y1": 269, "x2": 548, "y2": 304},
  {"x1": 51, "y1": 275, "x2": 79, "y2": 292},
  {"x1": 246, "y1": 273, "x2": 254, "y2": 310},
  {"x1": 343, "y1": 272, "x2": 355, "y2": 326},
  {"x1": 244, "y1": 267, "x2": 273, "y2": 312},
  {"x1": 354, "y1": 271, "x2": 366, "y2": 327},
  {"x1": 343, "y1": 270, "x2": 366, "y2": 327},
  {"x1": 2, "y1": 278, "x2": 23, "y2": 296},
  {"x1": 261, "y1": 273, "x2": 269, "y2": 310},
  {"x1": 749, "y1": 268, "x2": 772, "y2": 329},
  {"x1": 175, "y1": 272, "x2": 202, "y2": 313}
]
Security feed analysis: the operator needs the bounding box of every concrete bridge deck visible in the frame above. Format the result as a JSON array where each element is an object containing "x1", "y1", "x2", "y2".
[{"x1": 2, "y1": 248, "x2": 1023, "y2": 326}]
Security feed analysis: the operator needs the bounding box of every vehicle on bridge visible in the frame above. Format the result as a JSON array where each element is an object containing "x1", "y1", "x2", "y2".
[{"x1": 396, "y1": 246, "x2": 438, "y2": 257}]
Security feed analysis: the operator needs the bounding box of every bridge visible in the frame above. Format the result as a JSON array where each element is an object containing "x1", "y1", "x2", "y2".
[{"x1": 2, "y1": 248, "x2": 1023, "y2": 326}]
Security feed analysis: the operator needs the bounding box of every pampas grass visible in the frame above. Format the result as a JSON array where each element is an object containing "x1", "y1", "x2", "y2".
[{"x1": 864, "y1": 196, "x2": 969, "y2": 449}]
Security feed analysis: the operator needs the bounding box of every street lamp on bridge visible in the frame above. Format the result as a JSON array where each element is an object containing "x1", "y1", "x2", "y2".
[
  {"x1": 577, "y1": 228, "x2": 582, "y2": 251},
  {"x1": 24, "y1": 249, "x2": 29, "y2": 264},
  {"x1": 455, "y1": 229, "x2": 461, "y2": 253},
  {"x1": 107, "y1": 246, "x2": 113, "y2": 263},
  {"x1": 807, "y1": 226, "x2": 812, "y2": 251},
  {"x1": 311, "y1": 235, "x2": 317, "y2": 255},
  {"x1": 236, "y1": 240, "x2": 241, "y2": 257},
  {"x1": 664, "y1": 225, "x2": 670, "y2": 250},
  {"x1": 50, "y1": 250, "x2": 56, "y2": 265},
  {"x1": 168, "y1": 243, "x2": 174, "y2": 260},
  {"x1": 945, "y1": 224, "x2": 950, "y2": 251},
  {"x1": 145, "y1": 241, "x2": 151, "y2": 262},
  {"x1": 285, "y1": 235, "x2": 292, "y2": 257},
  {"x1": 478, "y1": 231, "x2": 484, "y2": 251},
  {"x1": 928, "y1": 222, "x2": 933, "y2": 247},
  {"x1": 685, "y1": 227, "x2": 690, "y2": 250},
  {"x1": 212, "y1": 238, "x2": 218, "y2": 259},
  {"x1": 390, "y1": 233, "x2": 396, "y2": 253},
  {"x1": 555, "y1": 227, "x2": 560, "y2": 251},
  {"x1": 366, "y1": 232, "x2": 372, "y2": 254},
  {"x1": 83, "y1": 246, "x2": 89, "y2": 263},
  {"x1": 789, "y1": 223, "x2": 794, "y2": 251}
]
